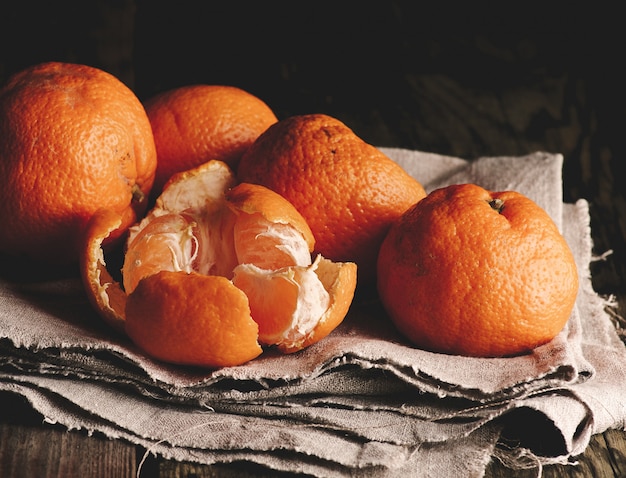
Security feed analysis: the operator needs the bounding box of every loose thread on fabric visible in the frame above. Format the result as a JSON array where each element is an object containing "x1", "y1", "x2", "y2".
[
  {"x1": 492, "y1": 443, "x2": 545, "y2": 478},
  {"x1": 591, "y1": 249, "x2": 614, "y2": 262},
  {"x1": 136, "y1": 403, "x2": 225, "y2": 477},
  {"x1": 604, "y1": 295, "x2": 626, "y2": 342}
]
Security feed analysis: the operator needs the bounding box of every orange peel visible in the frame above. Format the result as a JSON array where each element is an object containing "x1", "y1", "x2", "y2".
[
  {"x1": 126, "y1": 270, "x2": 263, "y2": 368},
  {"x1": 80, "y1": 208, "x2": 127, "y2": 335}
]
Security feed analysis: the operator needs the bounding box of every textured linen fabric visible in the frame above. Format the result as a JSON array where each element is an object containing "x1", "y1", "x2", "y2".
[{"x1": 0, "y1": 149, "x2": 623, "y2": 477}]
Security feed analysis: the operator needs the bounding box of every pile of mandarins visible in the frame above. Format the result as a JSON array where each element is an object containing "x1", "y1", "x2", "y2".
[{"x1": 0, "y1": 62, "x2": 579, "y2": 367}]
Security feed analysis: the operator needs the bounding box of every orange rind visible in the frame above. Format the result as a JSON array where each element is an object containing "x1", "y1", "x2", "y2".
[
  {"x1": 126, "y1": 271, "x2": 263, "y2": 368},
  {"x1": 80, "y1": 208, "x2": 127, "y2": 335}
]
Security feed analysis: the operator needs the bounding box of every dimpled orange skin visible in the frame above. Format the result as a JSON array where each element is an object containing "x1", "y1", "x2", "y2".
[
  {"x1": 237, "y1": 114, "x2": 427, "y2": 284},
  {"x1": 125, "y1": 270, "x2": 263, "y2": 368},
  {"x1": 377, "y1": 183, "x2": 579, "y2": 358},
  {"x1": 144, "y1": 84, "x2": 278, "y2": 195},
  {"x1": 0, "y1": 62, "x2": 156, "y2": 265}
]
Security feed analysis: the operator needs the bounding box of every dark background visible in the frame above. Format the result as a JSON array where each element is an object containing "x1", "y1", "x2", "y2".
[
  {"x1": 0, "y1": 1, "x2": 620, "y2": 159},
  {"x1": 1, "y1": 2, "x2": 621, "y2": 153}
]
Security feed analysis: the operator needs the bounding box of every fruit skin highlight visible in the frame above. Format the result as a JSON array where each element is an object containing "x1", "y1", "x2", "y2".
[
  {"x1": 377, "y1": 183, "x2": 579, "y2": 358},
  {"x1": 0, "y1": 62, "x2": 156, "y2": 265},
  {"x1": 237, "y1": 113, "x2": 427, "y2": 284}
]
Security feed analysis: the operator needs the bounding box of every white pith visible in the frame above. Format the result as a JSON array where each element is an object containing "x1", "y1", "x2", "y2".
[
  {"x1": 232, "y1": 256, "x2": 331, "y2": 346},
  {"x1": 128, "y1": 160, "x2": 236, "y2": 244},
  {"x1": 93, "y1": 242, "x2": 112, "y2": 310},
  {"x1": 279, "y1": 257, "x2": 330, "y2": 345},
  {"x1": 260, "y1": 222, "x2": 312, "y2": 267},
  {"x1": 235, "y1": 217, "x2": 312, "y2": 269}
]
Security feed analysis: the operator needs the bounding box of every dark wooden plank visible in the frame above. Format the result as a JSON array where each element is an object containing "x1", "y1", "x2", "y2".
[
  {"x1": 0, "y1": 423, "x2": 136, "y2": 478},
  {"x1": 156, "y1": 461, "x2": 291, "y2": 478},
  {"x1": 0, "y1": 393, "x2": 136, "y2": 478},
  {"x1": 604, "y1": 429, "x2": 626, "y2": 477}
]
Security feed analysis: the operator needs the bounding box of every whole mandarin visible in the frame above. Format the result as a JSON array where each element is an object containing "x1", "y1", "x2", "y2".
[
  {"x1": 377, "y1": 183, "x2": 579, "y2": 357},
  {"x1": 144, "y1": 84, "x2": 277, "y2": 195},
  {"x1": 237, "y1": 113, "x2": 426, "y2": 284},
  {"x1": 0, "y1": 62, "x2": 156, "y2": 265}
]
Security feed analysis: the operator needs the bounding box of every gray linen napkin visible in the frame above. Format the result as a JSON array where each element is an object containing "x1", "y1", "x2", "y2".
[{"x1": 0, "y1": 149, "x2": 623, "y2": 477}]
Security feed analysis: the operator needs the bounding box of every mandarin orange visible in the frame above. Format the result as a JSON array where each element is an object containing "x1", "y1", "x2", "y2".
[
  {"x1": 237, "y1": 114, "x2": 427, "y2": 284},
  {"x1": 0, "y1": 62, "x2": 156, "y2": 265},
  {"x1": 376, "y1": 183, "x2": 579, "y2": 357},
  {"x1": 144, "y1": 84, "x2": 278, "y2": 195},
  {"x1": 81, "y1": 160, "x2": 357, "y2": 367}
]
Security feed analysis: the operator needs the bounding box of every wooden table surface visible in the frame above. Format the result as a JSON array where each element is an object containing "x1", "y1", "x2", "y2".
[{"x1": 1, "y1": 2, "x2": 624, "y2": 477}]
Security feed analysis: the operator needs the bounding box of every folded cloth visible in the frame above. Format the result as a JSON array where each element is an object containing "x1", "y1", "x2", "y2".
[{"x1": 0, "y1": 149, "x2": 623, "y2": 477}]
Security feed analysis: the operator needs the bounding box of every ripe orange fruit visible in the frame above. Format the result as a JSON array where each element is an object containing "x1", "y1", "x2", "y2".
[
  {"x1": 81, "y1": 160, "x2": 357, "y2": 367},
  {"x1": 237, "y1": 114, "x2": 427, "y2": 284},
  {"x1": 144, "y1": 84, "x2": 278, "y2": 195},
  {"x1": 377, "y1": 183, "x2": 579, "y2": 358},
  {"x1": 0, "y1": 62, "x2": 156, "y2": 265}
]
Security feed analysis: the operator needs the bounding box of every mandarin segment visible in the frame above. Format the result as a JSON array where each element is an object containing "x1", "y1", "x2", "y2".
[
  {"x1": 122, "y1": 213, "x2": 201, "y2": 294},
  {"x1": 232, "y1": 257, "x2": 357, "y2": 353},
  {"x1": 226, "y1": 182, "x2": 316, "y2": 252},
  {"x1": 237, "y1": 113, "x2": 427, "y2": 284},
  {"x1": 278, "y1": 257, "x2": 358, "y2": 354},
  {"x1": 232, "y1": 213, "x2": 313, "y2": 270},
  {"x1": 377, "y1": 183, "x2": 579, "y2": 358},
  {"x1": 232, "y1": 257, "x2": 331, "y2": 349},
  {"x1": 227, "y1": 182, "x2": 315, "y2": 270},
  {"x1": 232, "y1": 264, "x2": 308, "y2": 346}
]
